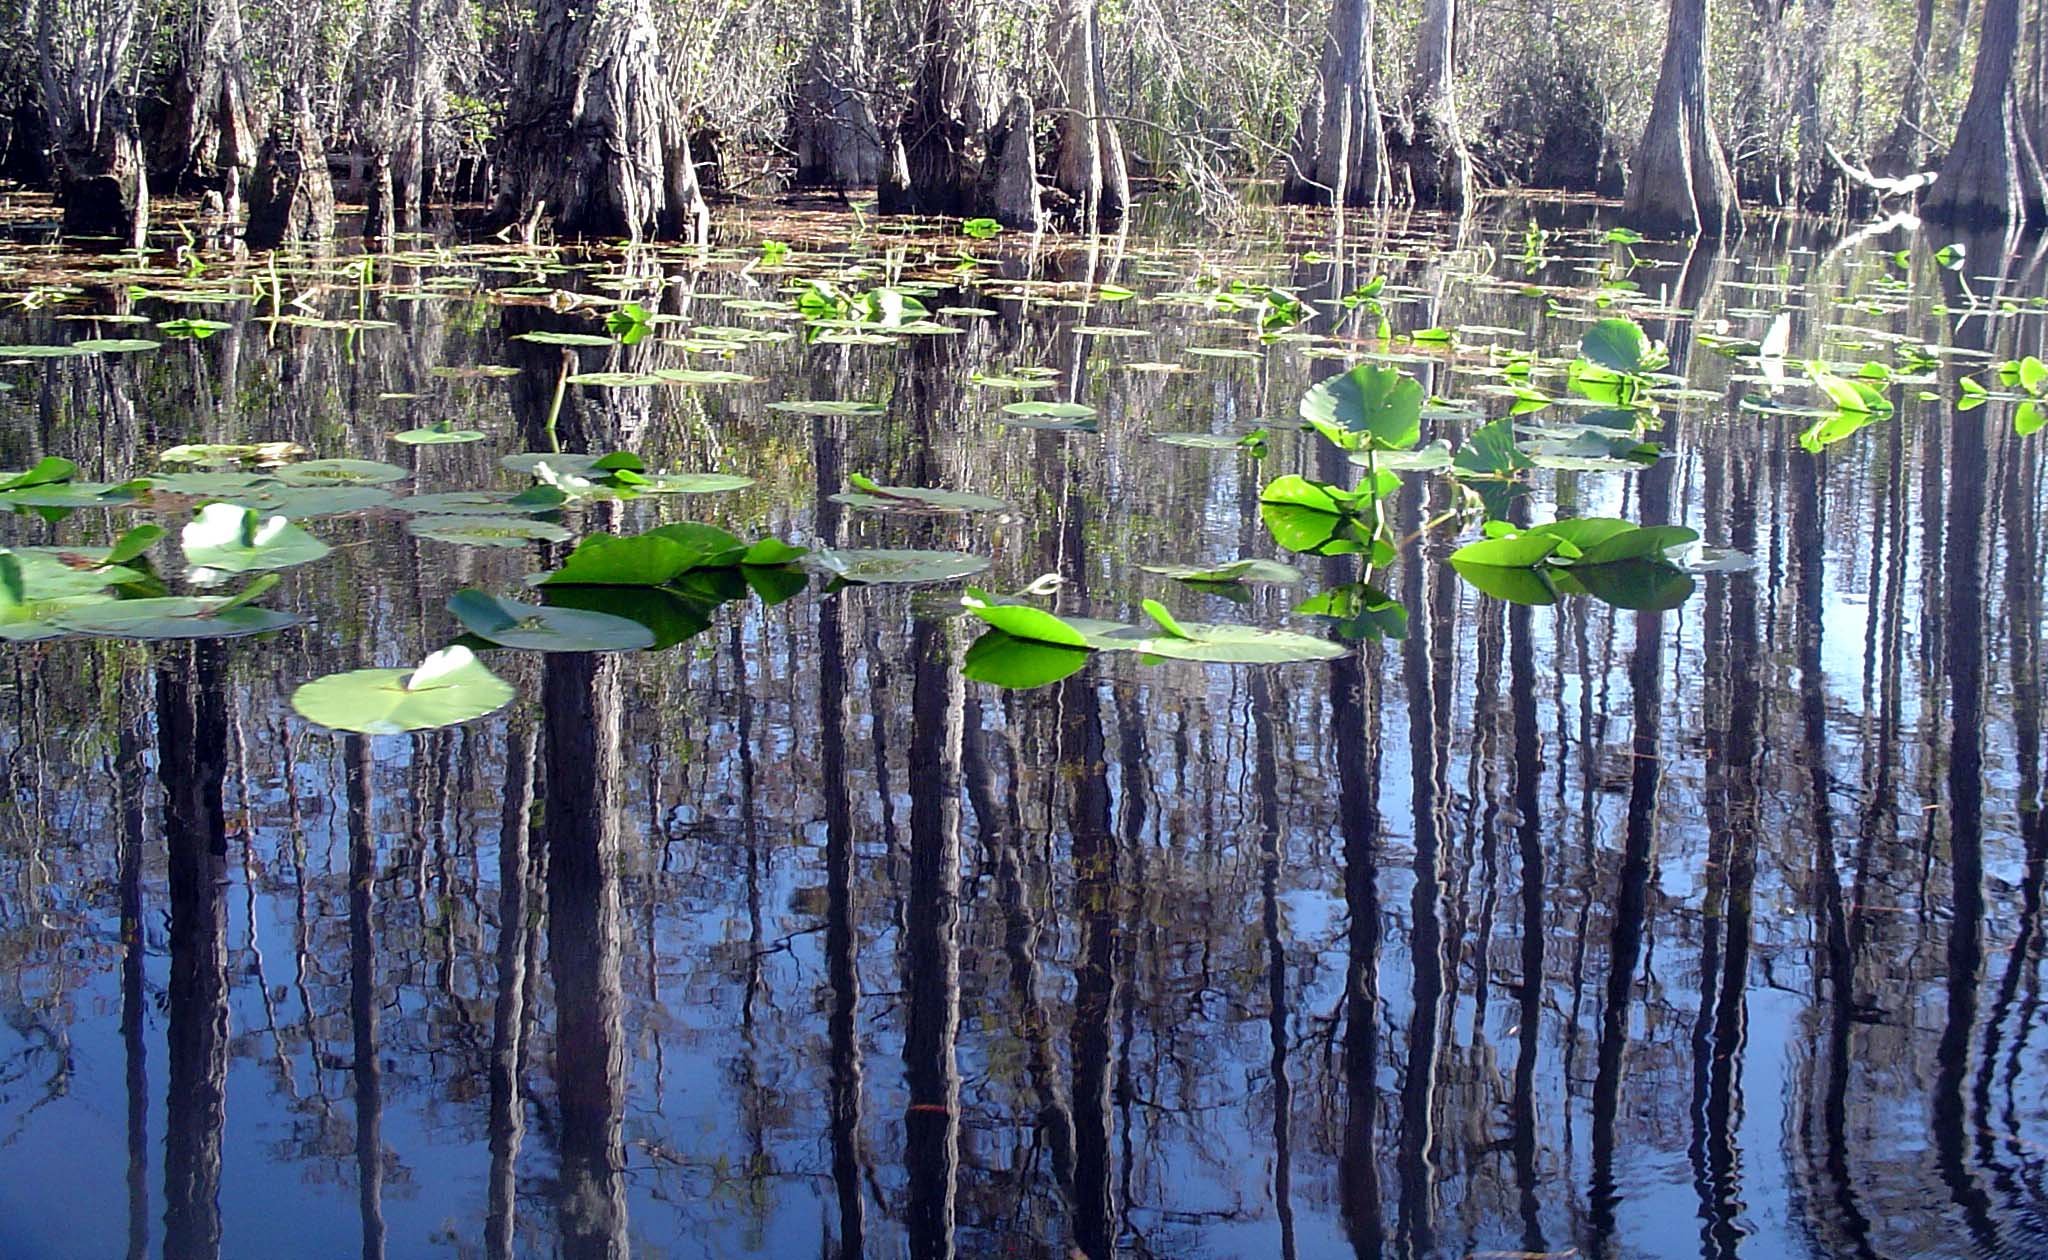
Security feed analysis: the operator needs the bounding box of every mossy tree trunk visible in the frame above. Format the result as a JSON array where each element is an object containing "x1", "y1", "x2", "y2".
[
  {"x1": 1922, "y1": 0, "x2": 2048, "y2": 227},
  {"x1": 1398, "y1": 0, "x2": 1471, "y2": 210},
  {"x1": 987, "y1": 93, "x2": 1045, "y2": 231},
  {"x1": 1623, "y1": 0, "x2": 1740, "y2": 238},
  {"x1": 495, "y1": 0, "x2": 709, "y2": 242},
  {"x1": 1050, "y1": 0, "x2": 1129, "y2": 231},
  {"x1": 150, "y1": 0, "x2": 255, "y2": 201},
  {"x1": 1282, "y1": 0, "x2": 1389, "y2": 206}
]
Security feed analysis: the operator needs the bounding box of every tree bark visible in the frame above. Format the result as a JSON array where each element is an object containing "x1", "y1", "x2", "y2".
[
  {"x1": 1397, "y1": 0, "x2": 1471, "y2": 210},
  {"x1": 496, "y1": 0, "x2": 709, "y2": 241},
  {"x1": 1050, "y1": 0, "x2": 1129, "y2": 231},
  {"x1": 1282, "y1": 0, "x2": 1389, "y2": 206},
  {"x1": 1923, "y1": 0, "x2": 2048, "y2": 226},
  {"x1": 245, "y1": 89, "x2": 336, "y2": 248},
  {"x1": 1624, "y1": 0, "x2": 1741, "y2": 237},
  {"x1": 896, "y1": 0, "x2": 985, "y2": 214},
  {"x1": 58, "y1": 98, "x2": 149, "y2": 247},
  {"x1": 987, "y1": 93, "x2": 1045, "y2": 231},
  {"x1": 1882, "y1": 0, "x2": 1939, "y2": 168},
  {"x1": 793, "y1": 0, "x2": 881, "y2": 188},
  {"x1": 1789, "y1": 0, "x2": 1842, "y2": 211}
]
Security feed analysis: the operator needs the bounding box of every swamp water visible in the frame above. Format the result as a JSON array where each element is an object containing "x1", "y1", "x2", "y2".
[{"x1": 0, "y1": 201, "x2": 2042, "y2": 1258}]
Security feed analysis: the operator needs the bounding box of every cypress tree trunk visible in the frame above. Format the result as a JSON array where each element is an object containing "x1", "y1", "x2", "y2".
[
  {"x1": 1790, "y1": 0, "x2": 1841, "y2": 211},
  {"x1": 1922, "y1": 0, "x2": 2048, "y2": 226},
  {"x1": 1051, "y1": 0, "x2": 1128, "y2": 231},
  {"x1": 1881, "y1": 0, "x2": 1938, "y2": 168},
  {"x1": 987, "y1": 93, "x2": 1045, "y2": 231},
  {"x1": 1282, "y1": 0, "x2": 1389, "y2": 206},
  {"x1": 897, "y1": 0, "x2": 985, "y2": 214},
  {"x1": 246, "y1": 88, "x2": 336, "y2": 248},
  {"x1": 1623, "y1": 0, "x2": 1740, "y2": 237},
  {"x1": 1398, "y1": 0, "x2": 1471, "y2": 210},
  {"x1": 793, "y1": 0, "x2": 881, "y2": 188},
  {"x1": 496, "y1": 0, "x2": 709, "y2": 241},
  {"x1": 58, "y1": 97, "x2": 150, "y2": 248}
]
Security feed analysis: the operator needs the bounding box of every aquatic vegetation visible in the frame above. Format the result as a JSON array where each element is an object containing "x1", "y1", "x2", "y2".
[{"x1": 290, "y1": 645, "x2": 516, "y2": 733}]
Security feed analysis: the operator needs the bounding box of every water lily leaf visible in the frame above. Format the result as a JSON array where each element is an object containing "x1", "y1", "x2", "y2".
[
  {"x1": 963, "y1": 630, "x2": 1091, "y2": 688},
  {"x1": 1449, "y1": 531, "x2": 1564, "y2": 567},
  {"x1": 393, "y1": 423, "x2": 486, "y2": 445},
  {"x1": 1258, "y1": 475, "x2": 1386, "y2": 559},
  {"x1": 1294, "y1": 583, "x2": 1408, "y2": 640},
  {"x1": 181, "y1": 503, "x2": 330, "y2": 580},
  {"x1": 290, "y1": 645, "x2": 516, "y2": 734},
  {"x1": 5, "y1": 547, "x2": 143, "y2": 597},
  {"x1": 158, "y1": 442, "x2": 308, "y2": 467},
  {"x1": 766, "y1": 399, "x2": 885, "y2": 416},
  {"x1": 832, "y1": 475, "x2": 1008, "y2": 513},
  {"x1": 408, "y1": 515, "x2": 573, "y2": 548},
  {"x1": 539, "y1": 586, "x2": 723, "y2": 650},
  {"x1": 1002, "y1": 400, "x2": 1097, "y2": 420},
  {"x1": 806, "y1": 548, "x2": 989, "y2": 585},
  {"x1": 1579, "y1": 318, "x2": 1656, "y2": 374},
  {"x1": 1123, "y1": 617, "x2": 1345, "y2": 664},
  {"x1": 625, "y1": 472, "x2": 756, "y2": 495},
  {"x1": 566, "y1": 371, "x2": 667, "y2": 387},
  {"x1": 1448, "y1": 560, "x2": 1561, "y2": 605},
  {"x1": 1299, "y1": 362, "x2": 1424, "y2": 451},
  {"x1": 512, "y1": 330, "x2": 615, "y2": 347},
  {"x1": 276, "y1": 458, "x2": 411, "y2": 486},
  {"x1": 149, "y1": 471, "x2": 278, "y2": 497},
  {"x1": 654, "y1": 368, "x2": 756, "y2": 386},
  {"x1": 398, "y1": 491, "x2": 555, "y2": 516},
  {"x1": 502, "y1": 451, "x2": 605, "y2": 476},
  {"x1": 960, "y1": 588, "x2": 1089, "y2": 645},
  {"x1": 540, "y1": 523, "x2": 749, "y2": 586},
  {"x1": 70, "y1": 338, "x2": 160, "y2": 354},
  {"x1": 1556, "y1": 559, "x2": 1696, "y2": 610},
  {"x1": 53, "y1": 580, "x2": 299, "y2": 639},
  {"x1": 239, "y1": 486, "x2": 396, "y2": 517},
  {"x1": 1140, "y1": 559, "x2": 1302, "y2": 585},
  {"x1": 0, "y1": 457, "x2": 79, "y2": 492},
  {"x1": 446, "y1": 589, "x2": 653, "y2": 651},
  {"x1": 1156, "y1": 432, "x2": 1255, "y2": 450},
  {"x1": 0, "y1": 343, "x2": 87, "y2": 359}
]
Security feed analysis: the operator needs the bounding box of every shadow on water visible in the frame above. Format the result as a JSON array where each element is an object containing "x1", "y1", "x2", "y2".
[{"x1": 2, "y1": 200, "x2": 2048, "y2": 1259}]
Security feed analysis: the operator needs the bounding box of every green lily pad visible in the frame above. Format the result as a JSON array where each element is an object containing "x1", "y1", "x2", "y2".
[
  {"x1": 766, "y1": 400, "x2": 885, "y2": 416},
  {"x1": 408, "y1": 515, "x2": 573, "y2": 548},
  {"x1": 962, "y1": 629, "x2": 1092, "y2": 688},
  {"x1": 398, "y1": 491, "x2": 556, "y2": 516},
  {"x1": 1140, "y1": 559, "x2": 1302, "y2": 585},
  {"x1": 1002, "y1": 400, "x2": 1097, "y2": 420},
  {"x1": 181, "y1": 503, "x2": 331, "y2": 581},
  {"x1": 276, "y1": 459, "x2": 411, "y2": 486},
  {"x1": 290, "y1": 645, "x2": 517, "y2": 734},
  {"x1": 806, "y1": 548, "x2": 989, "y2": 586},
  {"x1": 446, "y1": 589, "x2": 653, "y2": 651},
  {"x1": 393, "y1": 423, "x2": 486, "y2": 445},
  {"x1": 831, "y1": 475, "x2": 1008, "y2": 513}
]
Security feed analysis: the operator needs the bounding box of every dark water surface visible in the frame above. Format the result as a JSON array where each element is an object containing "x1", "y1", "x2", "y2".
[{"x1": 0, "y1": 201, "x2": 2045, "y2": 1259}]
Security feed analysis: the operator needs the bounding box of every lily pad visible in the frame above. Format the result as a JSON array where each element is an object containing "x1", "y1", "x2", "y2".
[
  {"x1": 446, "y1": 589, "x2": 653, "y2": 651},
  {"x1": 1002, "y1": 400, "x2": 1097, "y2": 420},
  {"x1": 290, "y1": 645, "x2": 517, "y2": 734},
  {"x1": 181, "y1": 503, "x2": 331, "y2": 580},
  {"x1": 276, "y1": 459, "x2": 411, "y2": 486},
  {"x1": 393, "y1": 423, "x2": 486, "y2": 445},
  {"x1": 408, "y1": 515, "x2": 573, "y2": 548},
  {"x1": 767, "y1": 399, "x2": 885, "y2": 416},
  {"x1": 806, "y1": 548, "x2": 990, "y2": 586},
  {"x1": 831, "y1": 475, "x2": 1008, "y2": 513},
  {"x1": 1140, "y1": 559, "x2": 1303, "y2": 585}
]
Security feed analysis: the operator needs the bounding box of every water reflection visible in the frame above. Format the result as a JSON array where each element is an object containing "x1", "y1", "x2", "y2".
[{"x1": 0, "y1": 204, "x2": 2045, "y2": 1259}]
